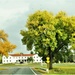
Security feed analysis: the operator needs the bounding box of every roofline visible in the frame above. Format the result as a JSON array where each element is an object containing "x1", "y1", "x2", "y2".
[{"x1": 9, "y1": 54, "x2": 35, "y2": 56}]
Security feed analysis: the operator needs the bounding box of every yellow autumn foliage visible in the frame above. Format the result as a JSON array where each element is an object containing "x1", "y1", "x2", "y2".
[{"x1": 0, "y1": 30, "x2": 16, "y2": 56}]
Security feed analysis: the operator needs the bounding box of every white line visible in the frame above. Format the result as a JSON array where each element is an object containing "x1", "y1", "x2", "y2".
[{"x1": 30, "y1": 67, "x2": 37, "y2": 75}]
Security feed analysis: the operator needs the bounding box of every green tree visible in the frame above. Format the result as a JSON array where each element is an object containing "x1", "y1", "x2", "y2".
[
  {"x1": 30, "y1": 51, "x2": 34, "y2": 54},
  {"x1": 54, "y1": 46, "x2": 73, "y2": 63},
  {"x1": 27, "y1": 57, "x2": 33, "y2": 63},
  {"x1": 20, "y1": 11, "x2": 75, "y2": 69}
]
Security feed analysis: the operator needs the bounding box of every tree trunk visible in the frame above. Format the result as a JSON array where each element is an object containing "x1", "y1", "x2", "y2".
[
  {"x1": 49, "y1": 53, "x2": 53, "y2": 69},
  {"x1": 48, "y1": 48, "x2": 53, "y2": 70}
]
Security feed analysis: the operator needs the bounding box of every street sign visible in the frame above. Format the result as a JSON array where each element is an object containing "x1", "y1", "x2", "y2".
[
  {"x1": 46, "y1": 57, "x2": 50, "y2": 73},
  {"x1": 46, "y1": 61, "x2": 50, "y2": 63},
  {"x1": 46, "y1": 57, "x2": 50, "y2": 63}
]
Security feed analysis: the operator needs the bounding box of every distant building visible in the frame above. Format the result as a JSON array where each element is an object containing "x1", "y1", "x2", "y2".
[{"x1": 2, "y1": 54, "x2": 42, "y2": 64}]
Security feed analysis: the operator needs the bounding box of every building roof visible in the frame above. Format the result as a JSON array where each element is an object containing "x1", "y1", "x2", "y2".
[{"x1": 9, "y1": 54, "x2": 35, "y2": 57}]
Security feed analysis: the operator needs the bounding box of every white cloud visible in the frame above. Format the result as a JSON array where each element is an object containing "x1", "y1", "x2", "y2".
[
  {"x1": 24, "y1": 0, "x2": 75, "y2": 16},
  {"x1": 0, "y1": 0, "x2": 29, "y2": 25}
]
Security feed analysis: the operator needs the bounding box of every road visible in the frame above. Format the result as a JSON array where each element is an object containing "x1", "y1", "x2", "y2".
[{"x1": 0, "y1": 67, "x2": 41, "y2": 75}]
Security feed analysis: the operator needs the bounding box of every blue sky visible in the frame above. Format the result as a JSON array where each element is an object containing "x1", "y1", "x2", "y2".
[{"x1": 0, "y1": 0, "x2": 75, "y2": 54}]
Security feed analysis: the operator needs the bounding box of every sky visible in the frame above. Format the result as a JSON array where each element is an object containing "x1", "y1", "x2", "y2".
[{"x1": 0, "y1": 0, "x2": 75, "y2": 54}]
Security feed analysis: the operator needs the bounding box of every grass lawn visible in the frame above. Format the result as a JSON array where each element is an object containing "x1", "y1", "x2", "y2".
[
  {"x1": 31, "y1": 63, "x2": 75, "y2": 75},
  {"x1": 0, "y1": 63, "x2": 75, "y2": 75},
  {"x1": 36, "y1": 63, "x2": 75, "y2": 75},
  {"x1": 0, "y1": 68, "x2": 7, "y2": 70}
]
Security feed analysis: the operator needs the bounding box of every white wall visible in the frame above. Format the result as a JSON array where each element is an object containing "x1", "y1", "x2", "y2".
[
  {"x1": 33, "y1": 54, "x2": 42, "y2": 63},
  {"x1": 2, "y1": 54, "x2": 42, "y2": 64},
  {"x1": 2, "y1": 55, "x2": 15, "y2": 64}
]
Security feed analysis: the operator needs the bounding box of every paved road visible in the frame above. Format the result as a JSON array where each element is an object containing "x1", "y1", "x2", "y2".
[{"x1": 0, "y1": 67, "x2": 41, "y2": 75}]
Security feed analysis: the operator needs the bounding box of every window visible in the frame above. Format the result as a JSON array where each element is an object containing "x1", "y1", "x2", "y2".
[
  {"x1": 7, "y1": 60, "x2": 8, "y2": 62},
  {"x1": 37, "y1": 60, "x2": 38, "y2": 61},
  {"x1": 10, "y1": 60, "x2": 11, "y2": 62},
  {"x1": 10, "y1": 57, "x2": 11, "y2": 59},
  {"x1": 4, "y1": 60, "x2": 5, "y2": 62}
]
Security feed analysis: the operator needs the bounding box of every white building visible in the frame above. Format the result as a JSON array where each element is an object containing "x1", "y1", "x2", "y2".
[{"x1": 2, "y1": 54, "x2": 42, "y2": 64}]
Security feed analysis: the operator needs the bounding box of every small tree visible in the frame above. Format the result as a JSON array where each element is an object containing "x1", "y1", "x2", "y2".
[
  {"x1": 30, "y1": 51, "x2": 34, "y2": 54},
  {"x1": 27, "y1": 57, "x2": 33, "y2": 63},
  {"x1": 0, "y1": 30, "x2": 16, "y2": 56}
]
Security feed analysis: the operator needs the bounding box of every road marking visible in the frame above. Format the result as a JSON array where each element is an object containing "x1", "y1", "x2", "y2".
[{"x1": 30, "y1": 68, "x2": 37, "y2": 75}]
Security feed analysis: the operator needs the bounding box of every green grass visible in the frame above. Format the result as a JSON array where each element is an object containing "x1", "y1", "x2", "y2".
[
  {"x1": 28, "y1": 63, "x2": 75, "y2": 75},
  {"x1": 37, "y1": 63, "x2": 75, "y2": 75},
  {"x1": 0, "y1": 68, "x2": 7, "y2": 70}
]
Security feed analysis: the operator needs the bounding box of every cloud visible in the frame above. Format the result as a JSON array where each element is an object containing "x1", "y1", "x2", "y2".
[
  {"x1": 0, "y1": 0, "x2": 30, "y2": 53},
  {"x1": 0, "y1": 0, "x2": 29, "y2": 25},
  {"x1": 26, "y1": 0, "x2": 75, "y2": 15},
  {"x1": 0, "y1": 14, "x2": 30, "y2": 53}
]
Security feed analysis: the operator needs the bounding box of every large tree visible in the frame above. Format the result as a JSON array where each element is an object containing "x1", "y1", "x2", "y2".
[
  {"x1": 20, "y1": 11, "x2": 75, "y2": 69},
  {"x1": 0, "y1": 30, "x2": 16, "y2": 56}
]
